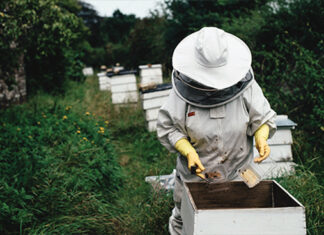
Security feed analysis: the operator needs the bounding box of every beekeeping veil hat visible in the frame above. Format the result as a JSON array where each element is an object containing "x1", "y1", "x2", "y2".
[{"x1": 172, "y1": 27, "x2": 252, "y2": 90}]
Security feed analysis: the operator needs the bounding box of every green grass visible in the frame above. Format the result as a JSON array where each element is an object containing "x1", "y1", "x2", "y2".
[{"x1": 1, "y1": 74, "x2": 323, "y2": 234}]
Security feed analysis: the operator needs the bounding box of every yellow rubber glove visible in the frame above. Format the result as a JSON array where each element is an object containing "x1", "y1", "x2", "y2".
[
  {"x1": 175, "y1": 138, "x2": 206, "y2": 179},
  {"x1": 254, "y1": 124, "x2": 270, "y2": 163}
]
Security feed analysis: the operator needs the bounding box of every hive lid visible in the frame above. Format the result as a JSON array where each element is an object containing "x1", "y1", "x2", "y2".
[
  {"x1": 107, "y1": 69, "x2": 137, "y2": 77},
  {"x1": 141, "y1": 83, "x2": 172, "y2": 94},
  {"x1": 139, "y1": 64, "x2": 162, "y2": 69},
  {"x1": 275, "y1": 115, "x2": 297, "y2": 128}
]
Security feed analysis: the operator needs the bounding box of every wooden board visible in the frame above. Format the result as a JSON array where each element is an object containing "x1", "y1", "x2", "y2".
[
  {"x1": 265, "y1": 129, "x2": 293, "y2": 145},
  {"x1": 82, "y1": 67, "x2": 94, "y2": 76},
  {"x1": 253, "y1": 145, "x2": 293, "y2": 162},
  {"x1": 112, "y1": 91, "x2": 138, "y2": 104},
  {"x1": 139, "y1": 64, "x2": 162, "y2": 69},
  {"x1": 148, "y1": 120, "x2": 157, "y2": 132},
  {"x1": 141, "y1": 88, "x2": 171, "y2": 100},
  {"x1": 145, "y1": 107, "x2": 160, "y2": 121},
  {"x1": 140, "y1": 68, "x2": 162, "y2": 77},
  {"x1": 110, "y1": 74, "x2": 136, "y2": 85},
  {"x1": 142, "y1": 96, "x2": 169, "y2": 110},
  {"x1": 258, "y1": 162, "x2": 296, "y2": 178},
  {"x1": 140, "y1": 76, "x2": 163, "y2": 87},
  {"x1": 99, "y1": 84, "x2": 111, "y2": 91},
  {"x1": 111, "y1": 83, "x2": 137, "y2": 93}
]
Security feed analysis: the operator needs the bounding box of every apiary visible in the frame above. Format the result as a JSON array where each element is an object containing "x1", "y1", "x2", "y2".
[
  {"x1": 109, "y1": 71, "x2": 138, "y2": 104},
  {"x1": 181, "y1": 180, "x2": 306, "y2": 235},
  {"x1": 253, "y1": 115, "x2": 297, "y2": 178},
  {"x1": 140, "y1": 83, "x2": 172, "y2": 131},
  {"x1": 139, "y1": 64, "x2": 163, "y2": 88}
]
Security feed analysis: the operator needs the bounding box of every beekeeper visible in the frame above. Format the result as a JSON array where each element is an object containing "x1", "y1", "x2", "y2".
[{"x1": 156, "y1": 27, "x2": 277, "y2": 234}]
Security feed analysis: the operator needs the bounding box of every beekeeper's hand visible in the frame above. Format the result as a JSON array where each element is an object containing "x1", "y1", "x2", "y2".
[
  {"x1": 175, "y1": 138, "x2": 206, "y2": 178},
  {"x1": 254, "y1": 124, "x2": 270, "y2": 163}
]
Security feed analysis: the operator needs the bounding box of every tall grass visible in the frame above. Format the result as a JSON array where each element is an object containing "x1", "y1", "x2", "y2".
[{"x1": 277, "y1": 167, "x2": 324, "y2": 235}]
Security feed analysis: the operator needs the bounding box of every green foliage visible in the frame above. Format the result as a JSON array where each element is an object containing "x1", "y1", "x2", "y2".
[
  {"x1": 163, "y1": 0, "x2": 271, "y2": 63},
  {"x1": 277, "y1": 167, "x2": 324, "y2": 234},
  {"x1": 78, "y1": 7, "x2": 138, "y2": 68},
  {"x1": 0, "y1": 0, "x2": 87, "y2": 93},
  {"x1": 0, "y1": 102, "x2": 122, "y2": 234},
  {"x1": 251, "y1": 0, "x2": 324, "y2": 174},
  {"x1": 128, "y1": 16, "x2": 168, "y2": 68}
]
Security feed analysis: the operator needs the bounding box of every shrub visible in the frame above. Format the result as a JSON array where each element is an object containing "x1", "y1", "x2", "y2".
[{"x1": 0, "y1": 103, "x2": 122, "y2": 234}]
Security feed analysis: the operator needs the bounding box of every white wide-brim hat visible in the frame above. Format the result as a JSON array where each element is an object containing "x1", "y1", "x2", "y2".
[{"x1": 172, "y1": 27, "x2": 252, "y2": 89}]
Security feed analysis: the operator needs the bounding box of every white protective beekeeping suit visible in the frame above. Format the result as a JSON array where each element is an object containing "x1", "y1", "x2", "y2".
[
  {"x1": 156, "y1": 27, "x2": 276, "y2": 235},
  {"x1": 157, "y1": 74, "x2": 276, "y2": 234}
]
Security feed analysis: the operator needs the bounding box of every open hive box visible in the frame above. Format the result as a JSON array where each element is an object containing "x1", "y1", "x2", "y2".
[{"x1": 181, "y1": 180, "x2": 306, "y2": 235}]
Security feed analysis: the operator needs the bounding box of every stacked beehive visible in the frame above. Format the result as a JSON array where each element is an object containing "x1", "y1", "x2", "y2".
[
  {"x1": 140, "y1": 84, "x2": 172, "y2": 132},
  {"x1": 82, "y1": 67, "x2": 94, "y2": 76},
  {"x1": 97, "y1": 72, "x2": 111, "y2": 91},
  {"x1": 110, "y1": 71, "x2": 138, "y2": 104},
  {"x1": 253, "y1": 115, "x2": 297, "y2": 178},
  {"x1": 138, "y1": 64, "x2": 163, "y2": 89}
]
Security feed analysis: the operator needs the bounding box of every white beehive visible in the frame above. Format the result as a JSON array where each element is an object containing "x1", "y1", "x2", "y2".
[
  {"x1": 182, "y1": 181, "x2": 306, "y2": 235},
  {"x1": 140, "y1": 83, "x2": 172, "y2": 131},
  {"x1": 110, "y1": 73, "x2": 138, "y2": 104},
  {"x1": 97, "y1": 72, "x2": 111, "y2": 91},
  {"x1": 139, "y1": 64, "x2": 163, "y2": 88},
  {"x1": 82, "y1": 67, "x2": 94, "y2": 76},
  {"x1": 253, "y1": 115, "x2": 297, "y2": 178}
]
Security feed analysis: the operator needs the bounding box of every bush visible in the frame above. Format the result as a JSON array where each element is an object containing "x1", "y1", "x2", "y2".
[{"x1": 0, "y1": 103, "x2": 122, "y2": 234}]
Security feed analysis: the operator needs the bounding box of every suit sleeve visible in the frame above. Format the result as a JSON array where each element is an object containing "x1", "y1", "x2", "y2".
[
  {"x1": 243, "y1": 80, "x2": 277, "y2": 138},
  {"x1": 157, "y1": 89, "x2": 188, "y2": 153}
]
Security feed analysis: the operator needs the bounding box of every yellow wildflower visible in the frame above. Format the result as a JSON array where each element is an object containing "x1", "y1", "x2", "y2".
[
  {"x1": 63, "y1": 115, "x2": 68, "y2": 120},
  {"x1": 105, "y1": 120, "x2": 109, "y2": 125},
  {"x1": 83, "y1": 137, "x2": 88, "y2": 141},
  {"x1": 91, "y1": 141, "x2": 95, "y2": 144},
  {"x1": 17, "y1": 128, "x2": 21, "y2": 132},
  {"x1": 43, "y1": 114, "x2": 47, "y2": 118},
  {"x1": 76, "y1": 130, "x2": 81, "y2": 134},
  {"x1": 99, "y1": 127, "x2": 104, "y2": 131},
  {"x1": 65, "y1": 105, "x2": 72, "y2": 111},
  {"x1": 77, "y1": 126, "x2": 80, "y2": 130},
  {"x1": 321, "y1": 126, "x2": 324, "y2": 132},
  {"x1": 28, "y1": 135, "x2": 33, "y2": 139},
  {"x1": 85, "y1": 112, "x2": 90, "y2": 116},
  {"x1": 37, "y1": 121, "x2": 41, "y2": 125}
]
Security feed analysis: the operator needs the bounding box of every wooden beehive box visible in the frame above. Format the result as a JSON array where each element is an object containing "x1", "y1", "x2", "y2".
[
  {"x1": 140, "y1": 83, "x2": 172, "y2": 131},
  {"x1": 82, "y1": 67, "x2": 94, "y2": 76},
  {"x1": 97, "y1": 72, "x2": 111, "y2": 91},
  {"x1": 110, "y1": 73, "x2": 138, "y2": 104},
  {"x1": 253, "y1": 115, "x2": 297, "y2": 178},
  {"x1": 139, "y1": 64, "x2": 163, "y2": 87},
  {"x1": 182, "y1": 181, "x2": 306, "y2": 235}
]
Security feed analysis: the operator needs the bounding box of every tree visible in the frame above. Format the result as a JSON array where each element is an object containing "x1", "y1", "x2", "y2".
[{"x1": 0, "y1": 0, "x2": 87, "y2": 94}]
